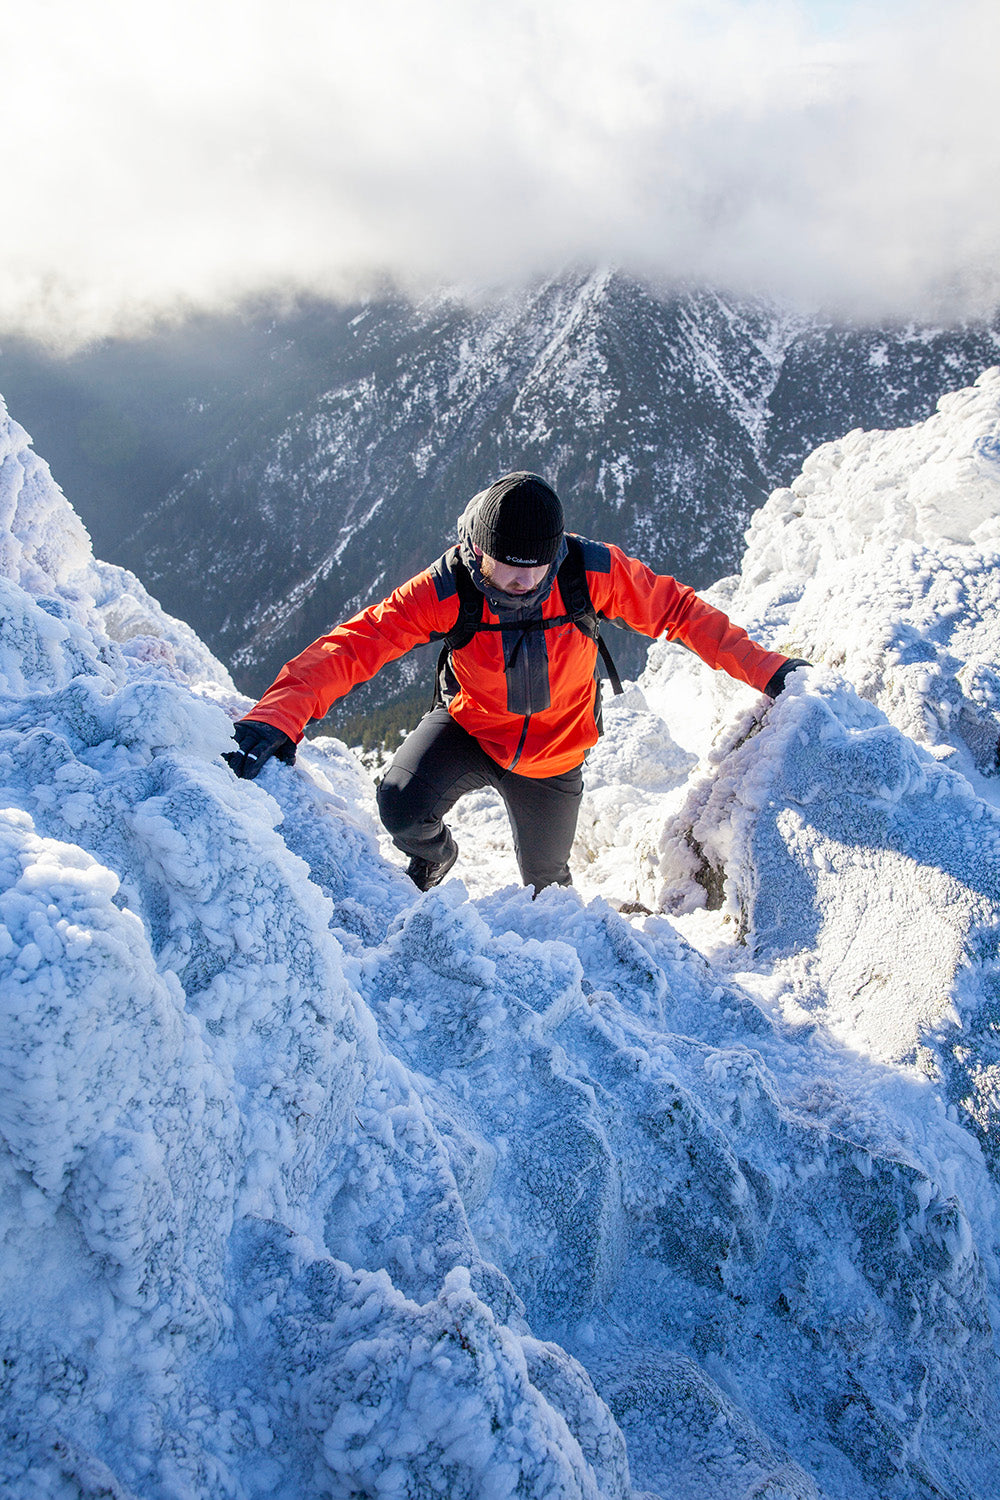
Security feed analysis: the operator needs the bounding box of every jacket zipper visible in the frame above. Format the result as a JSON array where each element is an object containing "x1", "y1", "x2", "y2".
[
  {"x1": 506, "y1": 622, "x2": 535, "y2": 715},
  {"x1": 508, "y1": 714, "x2": 531, "y2": 770}
]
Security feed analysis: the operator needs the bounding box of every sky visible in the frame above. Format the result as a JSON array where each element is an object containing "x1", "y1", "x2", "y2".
[{"x1": 2, "y1": 0, "x2": 998, "y2": 345}]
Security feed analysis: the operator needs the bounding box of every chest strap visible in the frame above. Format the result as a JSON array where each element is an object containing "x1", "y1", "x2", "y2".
[{"x1": 437, "y1": 535, "x2": 623, "y2": 696}]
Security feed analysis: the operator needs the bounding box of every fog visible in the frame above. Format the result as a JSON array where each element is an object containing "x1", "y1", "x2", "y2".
[{"x1": 2, "y1": 0, "x2": 997, "y2": 344}]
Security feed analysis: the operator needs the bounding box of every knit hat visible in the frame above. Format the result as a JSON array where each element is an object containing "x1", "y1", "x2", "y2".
[{"x1": 470, "y1": 472, "x2": 565, "y2": 567}]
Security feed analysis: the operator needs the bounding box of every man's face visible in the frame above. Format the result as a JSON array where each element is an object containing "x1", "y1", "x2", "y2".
[{"x1": 478, "y1": 550, "x2": 550, "y2": 596}]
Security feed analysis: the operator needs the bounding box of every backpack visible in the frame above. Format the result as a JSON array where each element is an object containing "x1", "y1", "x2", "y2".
[{"x1": 433, "y1": 535, "x2": 623, "y2": 711}]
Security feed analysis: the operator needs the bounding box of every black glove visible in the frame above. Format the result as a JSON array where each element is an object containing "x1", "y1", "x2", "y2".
[
  {"x1": 225, "y1": 718, "x2": 297, "y2": 779},
  {"x1": 764, "y1": 658, "x2": 811, "y2": 699}
]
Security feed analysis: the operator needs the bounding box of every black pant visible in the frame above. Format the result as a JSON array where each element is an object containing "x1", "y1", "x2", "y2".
[{"x1": 376, "y1": 708, "x2": 584, "y2": 892}]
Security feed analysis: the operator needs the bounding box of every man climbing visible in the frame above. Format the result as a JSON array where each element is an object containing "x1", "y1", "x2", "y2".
[{"x1": 226, "y1": 472, "x2": 807, "y2": 892}]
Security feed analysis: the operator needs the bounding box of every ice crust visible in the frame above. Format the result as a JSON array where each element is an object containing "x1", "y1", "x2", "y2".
[{"x1": 1, "y1": 383, "x2": 999, "y2": 1499}]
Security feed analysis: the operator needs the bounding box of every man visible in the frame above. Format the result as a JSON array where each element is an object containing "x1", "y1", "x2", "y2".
[{"x1": 227, "y1": 472, "x2": 807, "y2": 892}]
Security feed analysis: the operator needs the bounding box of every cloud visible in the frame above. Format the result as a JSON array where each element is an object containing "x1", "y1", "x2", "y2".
[{"x1": 2, "y1": 0, "x2": 998, "y2": 343}]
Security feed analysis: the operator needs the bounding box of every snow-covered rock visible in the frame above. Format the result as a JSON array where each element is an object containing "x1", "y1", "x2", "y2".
[
  {"x1": 736, "y1": 367, "x2": 1000, "y2": 775},
  {"x1": 2, "y1": 386, "x2": 1000, "y2": 1500}
]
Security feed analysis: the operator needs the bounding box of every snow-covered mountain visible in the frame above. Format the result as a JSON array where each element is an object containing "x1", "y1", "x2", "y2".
[
  {"x1": 96, "y1": 272, "x2": 811, "y2": 701},
  {"x1": 2, "y1": 373, "x2": 1000, "y2": 1500},
  {"x1": 6, "y1": 272, "x2": 996, "y2": 719},
  {"x1": 141, "y1": 276, "x2": 999, "y2": 709}
]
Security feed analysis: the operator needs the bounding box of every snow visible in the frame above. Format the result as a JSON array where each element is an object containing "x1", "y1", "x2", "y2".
[{"x1": 2, "y1": 376, "x2": 1000, "y2": 1500}]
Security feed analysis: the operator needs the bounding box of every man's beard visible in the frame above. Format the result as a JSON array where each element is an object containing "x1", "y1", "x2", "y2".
[{"x1": 480, "y1": 558, "x2": 537, "y2": 597}]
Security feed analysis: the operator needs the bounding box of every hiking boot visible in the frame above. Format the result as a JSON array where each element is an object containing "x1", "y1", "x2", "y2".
[{"x1": 406, "y1": 841, "x2": 459, "y2": 891}]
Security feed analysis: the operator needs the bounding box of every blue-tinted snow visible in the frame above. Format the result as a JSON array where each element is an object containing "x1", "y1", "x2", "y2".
[{"x1": 1, "y1": 379, "x2": 999, "y2": 1499}]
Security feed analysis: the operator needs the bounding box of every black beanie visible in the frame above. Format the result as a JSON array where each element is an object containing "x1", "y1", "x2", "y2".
[{"x1": 470, "y1": 472, "x2": 565, "y2": 567}]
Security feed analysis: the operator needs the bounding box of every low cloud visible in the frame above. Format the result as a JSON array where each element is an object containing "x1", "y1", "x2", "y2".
[{"x1": 2, "y1": 0, "x2": 998, "y2": 343}]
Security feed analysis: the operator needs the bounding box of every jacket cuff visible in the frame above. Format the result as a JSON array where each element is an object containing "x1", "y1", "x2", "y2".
[
  {"x1": 764, "y1": 658, "x2": 811, "y2": 698},
  {"x1": 242, "y1": 709, "x2": 305, "y2": 744}
]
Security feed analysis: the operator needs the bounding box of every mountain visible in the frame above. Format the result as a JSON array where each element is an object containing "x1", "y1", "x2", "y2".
[
  {"x1": 2, "y1": 274, "x2": 999, "y2": 741},
  {"x1": 2, "y1": 370, "x2": 1000, "y2": 1499}
]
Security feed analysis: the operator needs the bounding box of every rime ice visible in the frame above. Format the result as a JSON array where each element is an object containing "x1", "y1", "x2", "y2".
[{"x1": 2, "y1": 382, "x2": 1000, "y2": 1499}]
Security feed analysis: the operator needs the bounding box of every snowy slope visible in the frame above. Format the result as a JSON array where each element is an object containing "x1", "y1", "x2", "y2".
[
  {"x1": 81, "y1": 273, "x2": 998, "y2": 710},
  {"x1": 128, "y1": 274, "x2": 805, "y2": 693},
  {"x1": 2, "y1": 384, "x2": 1000, "y2": 1500}
]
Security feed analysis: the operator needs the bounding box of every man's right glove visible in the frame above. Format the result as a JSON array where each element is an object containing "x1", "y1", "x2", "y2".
[
  {"x1": 764, "y1": 658, "x2": 811, "y2": 699},
  {"x1": 224, "y1": 718, "x2": 297, "y2": 780}
]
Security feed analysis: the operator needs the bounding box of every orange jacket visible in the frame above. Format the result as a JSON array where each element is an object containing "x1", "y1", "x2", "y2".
[{"x1": 246, "y1": 536, "x2": 788, "y2": 777}]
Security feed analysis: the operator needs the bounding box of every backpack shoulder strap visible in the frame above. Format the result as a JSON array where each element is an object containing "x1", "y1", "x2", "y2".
[
  {"x1": 559, "y1": 536, "x2": 624, "y2": 695},
  {"x1": 556, "y1": 536, "x2": 593, "y2": 629},
  {"x1": 441, "y1": 552, "x2": 486, "y2": 651},
  {"x1": 431, "y1": 551, "x2": 485, "y2": 707},
  {"x1": 433, "y1": 538, "x2": 624, "y2": 701}
]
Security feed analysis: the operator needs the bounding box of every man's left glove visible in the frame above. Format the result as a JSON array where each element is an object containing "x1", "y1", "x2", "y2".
[
  {"x1": 764, "y1": 658, "x2": 811, "y2": 699},
  {"x1": 225, "y1": 718, "x2": 297, "y2": 779}
]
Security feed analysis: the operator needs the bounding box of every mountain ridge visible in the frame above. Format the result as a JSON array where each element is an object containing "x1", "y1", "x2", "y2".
[
  {"x1": 2, "y1": 372, "x2": 1000, "y2": 1499},
  {"x1": 3, "y1": 274, "x2": 999, "y2": 731}
]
